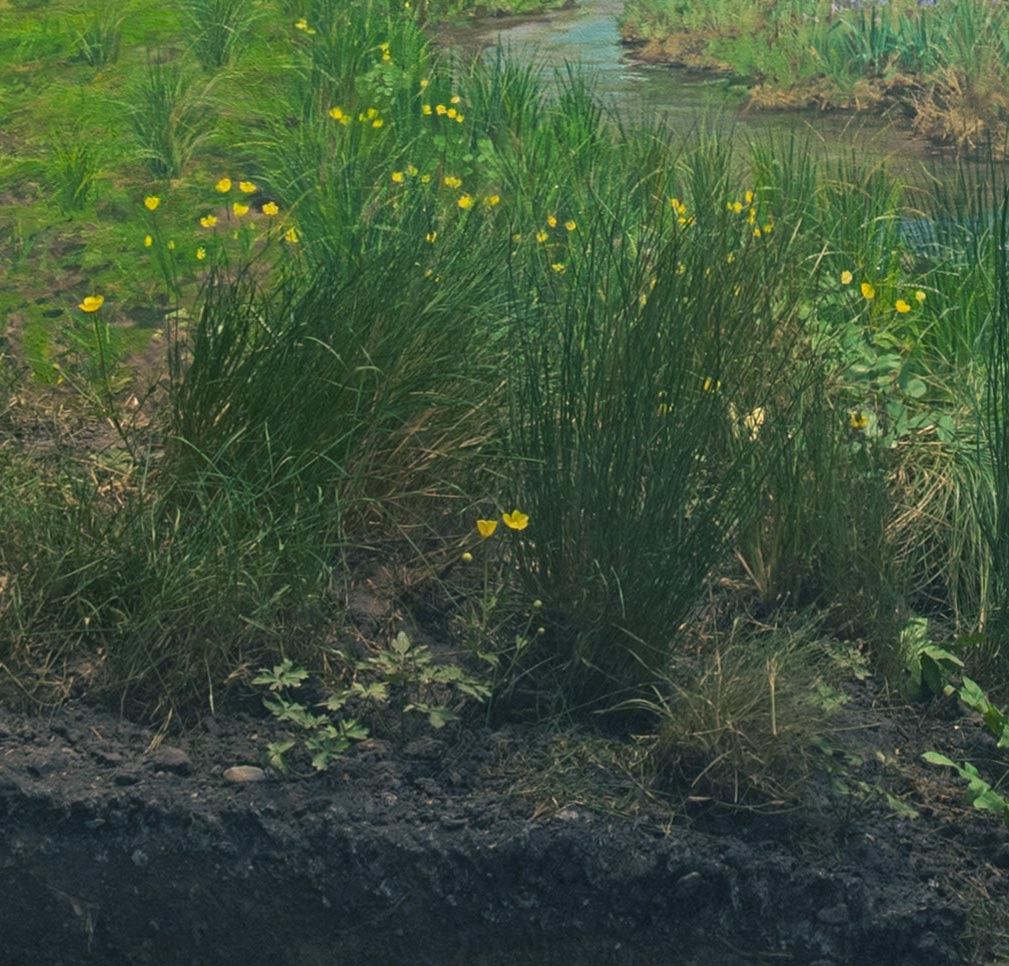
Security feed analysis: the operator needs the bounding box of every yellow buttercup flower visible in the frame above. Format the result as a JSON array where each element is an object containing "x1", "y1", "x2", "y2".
[
  {"x1": 196, "y1": 247, "x2": 206, "y2": 260},
  {"x1": 443, "y1": 175, "x2": 462, "y2": 189},
  {"x1": 233, "y1": 202, "x2": 249, "y2": 217},
  {"x1": 422, "y1": 104, "x2": 432, "y2": 115},
  {"x1": 535, "y1": 230, "x2": 549, "y2": 243},
  {"x1": 485, "y1": 195, "x2": 501, "y2": 207},
  {"x1": 144, "y1": 195, "x2": 160, "y2": 210},
  {"x1": 476, "y1": 519, "x2": 497, "y2": 538},
  {"x1": 861, "y1": 281, "x2": 875, "y2": 300},
  {"x1": 840, "y1": 270, "x2": 853, "y2": 285},
  {"x1": 329, "y1": 107, "x2": 349, "y2": 124},
  {"x1": 455, "y1": 114, "x2": 464, "y2": 123},
  {"x1": 436, "y1": 104, "x2": 447, "y2": 115},
  {"x1": 78, "y1": 295, "x2": 104, "y2": 313},
  {"x1": 895, "y1": 299, "x2": 911, "y2": 313},
  {"x1": 551, "y1": 263, "x2": 566, "y2": 274},
  {"x1": 450, "y1": 95, "x2": 461, "y2": 105},
  {"x1": 239, "y1": 181, "x2": 256, "y2": 193},
  {"x1": 215, "y1": 178, "x2": 231, "y2": 193},
  {"x1": 915, "y1": 290, "x2": 926, "y2": 303},
  {"x1": 425, "y1": 231, "x2": 437, "y2": 243},
  {"x1": 372, "y1": 119, "x2": 383, "y2": 128},
  {"x1": 447, "y1": 108, "x2": 457, "y2": 119},
  {"x1": 284, "y1": 227, "x2": 299, "y2": 243},
  {"x1": 565, "y1": 220, "x2": 576, "y2": 231},
  {"x1": 262, "y1": 202, "x2": 279, "y2": 216},
  {"x1": 200, "y1": 215, "x2": 218, "y2": 228},
  {"x1": 502, "y1": 510, "x2": 529, "y2": 531},
  {"x1": 167, "y1": 239, "x2": 175, "y2": 250},
  {"x1": 144, "y1": 235, "x2": 153, "y2": 247},
  {"x1": 392, "y1": 171, "x2": 405, "y2": 183},
  {"x1": 850, "y1": 411, "x2": 869, "y2": 430},
  {"x1": 547, "y1": 215, "x2": 557, "y2": 228},
  {"x1": 458, "y1": 194, "x2": 473, "y2": 210}
]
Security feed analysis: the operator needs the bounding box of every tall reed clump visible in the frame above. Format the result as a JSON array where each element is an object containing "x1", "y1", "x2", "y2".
[
  {"x1": 129, "y1": 60, "x2": 215, "y2": 180},
  {"x1": 49, "y1": 127, "x2": 102, "y2": 213},
  {"x1": 504, "y1": 134, "x2": 812, "y2": 707},
  {"x1": 178, "y1": 0, "x2": 264, "y2": 70},
  {"x1": 73, "y1": 2, "x2": 123, "y2": 68},
  {"x1": 166, "y1": 211, "x2": 511, "y2": 535}
]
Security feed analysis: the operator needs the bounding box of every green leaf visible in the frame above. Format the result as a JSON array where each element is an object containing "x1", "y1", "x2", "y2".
[
  {"x1": 324, "y1": 691, "x2": 351, "y2": 712},
  {"x1": 958, "y1": 676, "x2": 988, "y2": 714},
  {"x1": 266, "y1": 740, "x2": 294, "y2": 774},
  {"x1": 426, "y1": 706, "x2": 457, "y2": 729},
  {"x1": 922, "y1": 751, "x2": 957, "y2": 768}
]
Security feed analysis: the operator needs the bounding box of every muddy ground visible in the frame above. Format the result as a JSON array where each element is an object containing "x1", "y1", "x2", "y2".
[{"x1": 1, "y1": 677, "x2": 1008, "y2": 966}]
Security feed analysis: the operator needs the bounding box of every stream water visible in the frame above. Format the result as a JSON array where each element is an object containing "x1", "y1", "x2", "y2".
[{"x1": 442, "y1": 0, "x2": 961, "y2": 175}]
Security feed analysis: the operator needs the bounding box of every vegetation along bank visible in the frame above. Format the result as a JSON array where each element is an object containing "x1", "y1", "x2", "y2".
[{"x1": 619, "y1": 0, "x2": 1009, "y2": 154}]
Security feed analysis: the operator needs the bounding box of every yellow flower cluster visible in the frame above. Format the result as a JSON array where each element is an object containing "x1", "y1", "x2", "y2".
[
  {"x1": 841, "y1": 271, "x2": 926, "y2": 311},
  {"x1": 427, "y1": 103, "x2": 465, "y2": 123},
  {"x1": 389, "y1": 165, "x2": 423, "y2": 185},
  {"x1": 476, "y1": 510, "x2": 529, "y2": 538},
  {"x1": 669, "y1": 197, "x2": 694, "y2": 228},
  {"x1": 726, "y1": 190, "x2": 772, "y2": 235},
  {"x1": 533, "y1": 214, "x2": 577, "y2": 245},
  {"x1": 357, "y1": 107, "x2": 384, "y2": 128}
]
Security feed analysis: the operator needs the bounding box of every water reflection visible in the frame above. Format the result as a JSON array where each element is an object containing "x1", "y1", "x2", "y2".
[{"x1": 439, "y1": 0, "x2": 963, "y2": 176}]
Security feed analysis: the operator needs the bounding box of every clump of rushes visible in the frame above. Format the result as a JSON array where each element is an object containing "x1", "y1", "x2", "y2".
[
  {"x1": 505, "y1": 146, "x2": 814, "y2": 707},
  {"x1": 49, "y1": 128, "x2": 101, "y2": 214},
  {"x1": 73, "y1": 1, "x2": 123, "y2": 67},
  {"x1": 128, "y1": 61, "x2": 215, "y2": 179},
  {"x1": 178, "y1": 0, "x2": 264, "y2": 70}
]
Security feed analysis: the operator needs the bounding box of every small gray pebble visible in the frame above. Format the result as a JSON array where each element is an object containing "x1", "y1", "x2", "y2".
[{"x1": 223, "y1": 765, "x2": 266, "y2": 784}]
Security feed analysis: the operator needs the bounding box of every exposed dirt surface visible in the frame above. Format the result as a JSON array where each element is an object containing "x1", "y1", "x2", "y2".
[{"x1": 1, "y1": 682, "x2": 1007, "y2": 966}]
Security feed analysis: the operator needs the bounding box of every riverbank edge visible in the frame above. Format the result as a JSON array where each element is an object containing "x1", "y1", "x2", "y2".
[
  {"x1": 0, "y1": 700, "x2": 967, "y2": 966},
  {"x1": 615, "y1": 19, "x2": 1003, "y2": 155}
]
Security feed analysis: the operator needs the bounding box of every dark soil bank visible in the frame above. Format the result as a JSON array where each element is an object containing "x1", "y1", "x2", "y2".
[{"x1": 0, "y1": 700, "x2": 992, "y2": 966}]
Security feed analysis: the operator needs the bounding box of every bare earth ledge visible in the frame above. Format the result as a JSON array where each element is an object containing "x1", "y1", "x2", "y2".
[{"x1": 0, "y1": 702, "x2": 963, "y2": 966}]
